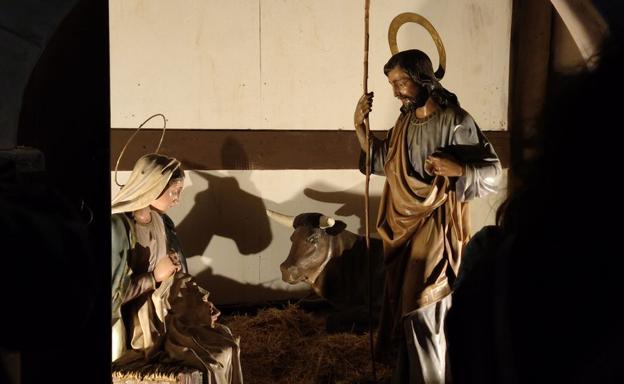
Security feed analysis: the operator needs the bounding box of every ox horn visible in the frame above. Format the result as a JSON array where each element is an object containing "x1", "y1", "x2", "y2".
[
  {"x1": 319, "y1": 215, "x2": 335, "y2": 229},
  {"x1": 266, "y1": 209, "x2": 295, "y2": 228}
]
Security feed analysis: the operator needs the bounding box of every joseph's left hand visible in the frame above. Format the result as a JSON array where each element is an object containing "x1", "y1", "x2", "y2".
[{"x1": 425, "y1": 155, "x2": 464, "y2": 177}]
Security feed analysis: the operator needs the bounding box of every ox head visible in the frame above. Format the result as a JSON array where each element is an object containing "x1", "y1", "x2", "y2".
[{"x1": 267, "y1": 209, "x2": 347, "y2": 285}]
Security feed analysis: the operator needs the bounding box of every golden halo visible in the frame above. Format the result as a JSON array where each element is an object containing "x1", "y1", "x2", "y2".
[
  {"x1": 388, "y1": 12, "x2": 446, "y2": 79},
  {"x1": 114, "y1": 113, "x2": 167, "y2": 187}
]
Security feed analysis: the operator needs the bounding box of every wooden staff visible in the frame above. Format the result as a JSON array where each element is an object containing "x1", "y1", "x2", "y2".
[{"x1": 363, "y1": 0, "x2": 377, "y2": 381}]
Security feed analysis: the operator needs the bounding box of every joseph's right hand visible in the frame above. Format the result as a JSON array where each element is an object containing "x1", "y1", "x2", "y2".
[{"x1": 354, "y1": 92, "x2": 374, "y2": 128}]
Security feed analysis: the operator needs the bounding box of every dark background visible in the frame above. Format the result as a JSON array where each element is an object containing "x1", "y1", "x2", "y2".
[{"x1": 2, "y1": 0, "x2": 110, "y2": 383}]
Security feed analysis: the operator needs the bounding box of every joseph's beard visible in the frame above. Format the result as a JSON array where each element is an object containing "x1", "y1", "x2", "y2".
[
  {"x1": 402, "y1": 98, "x2": 417, "y2": 107},
  {"x1": 400, "y1": 90, "x2": 428, "y2": 109},
  {"x1": 400, "y1": 95, "x2": 427, "y2": 112}
]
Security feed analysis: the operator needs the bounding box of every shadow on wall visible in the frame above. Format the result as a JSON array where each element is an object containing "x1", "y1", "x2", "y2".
[
  {"x1": 175, "y1": 137, "x2": 381, "y2": 304},
  {"x1": 194, "y1": 267, "x2": 303, "y2": 306},
  {"x1": 176, "y1": 138, "x2": 272, "y2": 257}
]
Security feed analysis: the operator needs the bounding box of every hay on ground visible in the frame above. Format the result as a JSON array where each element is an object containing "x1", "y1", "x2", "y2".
[{"x1": 222, "y1": 304, "x2": 391, "y2": 384}]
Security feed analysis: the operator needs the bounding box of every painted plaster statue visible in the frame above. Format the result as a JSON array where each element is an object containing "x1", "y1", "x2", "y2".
[
  {"x1": 111, "y1": 153, "x2": 243, "y2": 383},
  {"x1": 354, "y1": 16, "x2": 502, "y2": 383}
]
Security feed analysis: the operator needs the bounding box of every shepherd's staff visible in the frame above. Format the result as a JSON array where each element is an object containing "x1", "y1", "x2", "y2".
[{"x1": 361, "y1": 0, "x2": 377, "y2": 381}]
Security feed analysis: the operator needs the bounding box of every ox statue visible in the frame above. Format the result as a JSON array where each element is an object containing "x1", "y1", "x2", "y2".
[{"x1": 267, "y1": 209, "x2": 385, "y2": 330}]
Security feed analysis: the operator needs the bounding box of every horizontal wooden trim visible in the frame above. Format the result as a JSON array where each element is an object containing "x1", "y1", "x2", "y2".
[{"x1": 111, "y1": 129, "x2": 510, "y2": 170}]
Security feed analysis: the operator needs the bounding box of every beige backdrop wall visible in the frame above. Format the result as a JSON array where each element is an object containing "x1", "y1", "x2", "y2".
[{"x1": 110, "y1": 0, "x2": 511, "y2": 304}]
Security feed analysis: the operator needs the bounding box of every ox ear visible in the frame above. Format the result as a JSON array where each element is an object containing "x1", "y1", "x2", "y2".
[
  {"x1": 266, "y1": 209, "x2": 295, "y2": 228},
  {"x1": 319, "y1": 215, "x2": 335, "y2": 229}
]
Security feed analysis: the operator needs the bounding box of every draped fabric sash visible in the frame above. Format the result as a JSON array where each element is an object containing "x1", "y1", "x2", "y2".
[{"x1": 375, "y1": 112, "x2": 471, "y2": 353}]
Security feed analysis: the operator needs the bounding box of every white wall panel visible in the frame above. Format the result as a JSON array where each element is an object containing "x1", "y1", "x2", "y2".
[
  {"x1": 110, "y1": 0, "x2": 511, "y2": 130},
  {"x1": 109, "y1": 0, "x2": 261, "y2": 129}
]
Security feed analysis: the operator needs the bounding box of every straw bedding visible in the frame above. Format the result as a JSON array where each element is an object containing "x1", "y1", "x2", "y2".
[{"x1": 222, "y1": 304, "x2": 391, "y2": 384}]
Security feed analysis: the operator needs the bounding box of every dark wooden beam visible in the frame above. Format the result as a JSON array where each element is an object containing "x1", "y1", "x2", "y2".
[
  {"x1": 111, "y1": 129, "x2": 509, "y2": 171},
  {"x1": 508, "y1": 0, "x2": 553, "y2": 188}
]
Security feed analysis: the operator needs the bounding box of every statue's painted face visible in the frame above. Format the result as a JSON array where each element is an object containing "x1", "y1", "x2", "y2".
[
  {"x1": 151, "y1": 179, "x2": 184, "y2": 212},
  {"x1": 387, "y1": 66, "x2": 427, "y2": 109}
]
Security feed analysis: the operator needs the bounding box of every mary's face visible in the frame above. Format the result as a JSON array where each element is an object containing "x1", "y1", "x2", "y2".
[{"x1": 151, "y1": 179, "x2": 184, "y2": 212}]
